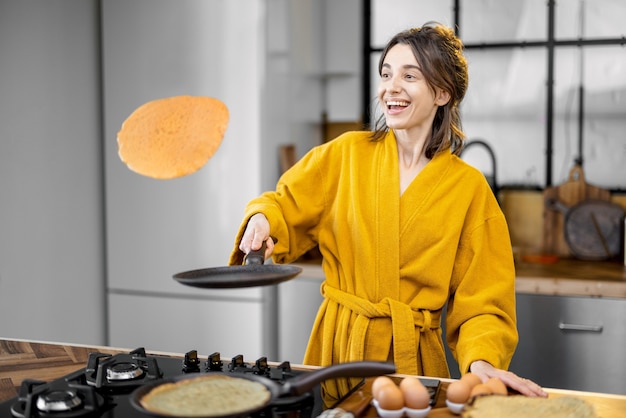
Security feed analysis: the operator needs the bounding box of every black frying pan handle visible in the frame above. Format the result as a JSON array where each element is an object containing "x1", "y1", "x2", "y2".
[
  {"x1": 244, "y1": 241, "x2": 266, "y2": 265},
  {"x1": 281, "y1": 361, "x2": 396, "y2": 397}
]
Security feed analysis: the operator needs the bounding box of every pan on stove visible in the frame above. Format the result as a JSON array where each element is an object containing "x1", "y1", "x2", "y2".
[
  {"x1": 130, "y1": 361, "x2": 396, "y2": 418},
  {"x1": 173, "y1": 242, "x2": 302, "y2": 288}
]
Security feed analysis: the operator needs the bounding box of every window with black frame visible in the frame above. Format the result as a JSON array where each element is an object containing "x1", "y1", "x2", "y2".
[{"x1": 364, "y1": 0, "x2": 626, "y2": 191}]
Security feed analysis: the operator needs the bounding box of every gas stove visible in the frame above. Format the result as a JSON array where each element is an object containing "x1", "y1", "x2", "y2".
[{"x1": 0, "y1": 347, "x2": 341, "y2": 417}]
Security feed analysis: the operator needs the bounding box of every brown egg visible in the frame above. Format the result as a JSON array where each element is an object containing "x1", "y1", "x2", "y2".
[
  {"x1": 371, "y1": 376, "x2": 396, "y2": 399},
  {"x1": 485, "y1": 377, "x2": 508, "y2": 395},
  {"x1": 460, "y1": 372, "x2": 482, "y2": 389},
  {"x1": 446, "y1": 380, "x2": 471, "y2": 404},
  {"x1": 374, "y1": 383, "x2": 405, "y2": 411},
  {"x1": 400, "y1": 377, "x2": 430, "y2": 409},
  {"x1": 469, "y1": 383, "x2": 493, "y2": 398}
]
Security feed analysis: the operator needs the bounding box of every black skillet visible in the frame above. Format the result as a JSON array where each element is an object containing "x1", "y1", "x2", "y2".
[
  {"x1": 130, "y1": 361, "x2": 396, "y2": 418},
  {"x1": 173, "y1": 242, "x2": 302, "y2": 288}
]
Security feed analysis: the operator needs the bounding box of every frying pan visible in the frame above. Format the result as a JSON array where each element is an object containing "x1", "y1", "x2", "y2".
[
  {"x1": 546, "y1": 197, "x2": 624, "y2": 260},
  {"x1": 130, "y1": 361, "x2": 396, "y2": 418},
  {"x1": 173, "y1": 242, "x2": 302, "y2": 288}
]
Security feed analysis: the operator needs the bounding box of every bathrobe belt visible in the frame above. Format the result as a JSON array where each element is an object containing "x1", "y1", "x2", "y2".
[{"x1": 322, "y1": 283, "x2": 444, "y2": 376}]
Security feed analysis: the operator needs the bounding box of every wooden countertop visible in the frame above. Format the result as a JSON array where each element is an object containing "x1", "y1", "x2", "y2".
[
  {"x1": 1, "y1": 338, "x2": 625, "y2": 417},
  {"x1": 294, "y1": 258, "x2": 626, "y2": 299},
  {"x1": 515, "y1": 258, "x2": 626, "y2": 298}
]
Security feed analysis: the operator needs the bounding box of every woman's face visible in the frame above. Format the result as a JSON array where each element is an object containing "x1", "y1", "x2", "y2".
[{"x1": 377, "y1": 43, "x2": 449, "y2": 134}]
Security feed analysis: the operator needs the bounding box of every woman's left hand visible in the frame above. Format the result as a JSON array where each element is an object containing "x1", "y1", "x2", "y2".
[{"x1": 469, "y1": 360, "x2": 548, "y2": 397}]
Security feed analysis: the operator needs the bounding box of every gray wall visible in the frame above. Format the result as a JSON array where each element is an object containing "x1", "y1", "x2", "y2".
[{"x1": 0, "y1": 0, "x2": 105, "y2": 344}]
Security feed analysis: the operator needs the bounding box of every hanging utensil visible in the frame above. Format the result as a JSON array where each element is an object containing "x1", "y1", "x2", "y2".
[{"x1": 545, "y1": 197, "x2": 624, "y2": 260}]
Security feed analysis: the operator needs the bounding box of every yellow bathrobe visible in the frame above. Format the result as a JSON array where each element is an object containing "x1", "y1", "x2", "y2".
[{"x1": 229, "y1": 130, "x2": 517, "y2": 391}]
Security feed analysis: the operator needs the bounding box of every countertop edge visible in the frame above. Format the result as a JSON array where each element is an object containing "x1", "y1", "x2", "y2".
[
  {"x1": 3, "y1": 338, "x2": 624, "y2": 401},
  {"x1": 292, "y1": 263, "x2": 626, "y2": 299}
]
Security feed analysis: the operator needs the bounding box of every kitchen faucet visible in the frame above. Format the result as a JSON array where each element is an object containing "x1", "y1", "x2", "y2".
[{"x1": 460, "y1": 139, "x2": 498, "y2": 201}]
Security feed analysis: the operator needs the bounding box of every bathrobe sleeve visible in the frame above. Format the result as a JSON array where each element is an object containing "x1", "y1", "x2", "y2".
[{"x1": 228, "y1": 136, "x2": 337, "y2": 266}]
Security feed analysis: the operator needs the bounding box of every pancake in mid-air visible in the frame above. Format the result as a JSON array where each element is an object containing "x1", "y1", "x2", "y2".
[{"x1": 117, "y1": 95, "x2": 229, "y2": 179}]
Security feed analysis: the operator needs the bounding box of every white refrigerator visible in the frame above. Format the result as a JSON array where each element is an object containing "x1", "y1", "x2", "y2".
[{"x1": 101, "y1": 0, "x2": 271, "y2": 359}]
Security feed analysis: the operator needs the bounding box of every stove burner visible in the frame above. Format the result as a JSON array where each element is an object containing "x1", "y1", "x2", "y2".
[
  {"x1": 36, "y1": 390, "x2": 82, "y2": 412},
  {"x1": 85, "y1": 347, "x2": 162, "y2": 389},
  {"x1": 10, "y1": 371, "x2": 105, "y2": 418},
  {"x1": 106, "y1": 363, "x2": 145, "y2": 381}
]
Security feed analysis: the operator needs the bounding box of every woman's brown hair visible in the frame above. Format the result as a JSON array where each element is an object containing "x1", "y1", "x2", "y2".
[{"x1": 370, "y1": 22, "x2": 468, "y2": 157}]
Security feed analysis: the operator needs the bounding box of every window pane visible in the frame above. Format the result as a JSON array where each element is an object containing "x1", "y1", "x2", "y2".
[
  {"x1": 553, "y1": 46, "x2": 626, "y2": 188},
  {"x1": 462, "y1": 48, "x2": 547, "y2": 186},
  {"x1": 556, "y1": 0, "x2": 625, "y2": 39},
  {"x1": 460, "y1": 0, "x2": 547, "y2": 43},
  {"x1": 372, "y1": 0, "x2": 453, "y2": 47}
]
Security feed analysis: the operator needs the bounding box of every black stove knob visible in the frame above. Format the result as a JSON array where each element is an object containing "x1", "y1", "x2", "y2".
[
  {"x1": 228, "y1": 354, "x2": 245, "y2": 372},
  {"x1": 182, "y1": 350, "x2": 201, "y2": 373},
  {"x1": 206, "y1": 352, "x2": 223, "y2": 371},
  {"x1": 254, "y1": 357, "x2": 268, "y2": 375},
  {"x1": 277, "y1": 361, "x2": 292, "y2": 372},
  {"x1": 269, "y1": 361, "x2": 293, "y2": 380}
]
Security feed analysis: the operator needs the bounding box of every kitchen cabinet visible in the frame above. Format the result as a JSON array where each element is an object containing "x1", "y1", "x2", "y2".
[
  {"x1": 108, "y1": 292, "x2": 265, "y2": 359},
  {"x1": 509, "y1": 293, "x2": 626, "y2": 395},
  {"x1": 277, "y1": 270, "x2": 324, "y2": 362},
  {"x1": 444, "y1": 261, "x2": 626, "y2": 392}
]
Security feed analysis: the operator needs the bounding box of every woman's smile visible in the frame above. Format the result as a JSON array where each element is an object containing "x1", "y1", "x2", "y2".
[{"x1": 385, "y1": 100, "x2": 411, "y2": 115}]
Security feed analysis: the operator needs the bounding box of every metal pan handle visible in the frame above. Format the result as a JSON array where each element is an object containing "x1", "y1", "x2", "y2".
[{"x1": 559, "y1": 322, "x2": 603, "y2": 332}]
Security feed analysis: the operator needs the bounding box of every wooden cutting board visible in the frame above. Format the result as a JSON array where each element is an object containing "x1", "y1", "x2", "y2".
[{"x1": 543, "y1": 164, "x2": 611, "y2": 257}]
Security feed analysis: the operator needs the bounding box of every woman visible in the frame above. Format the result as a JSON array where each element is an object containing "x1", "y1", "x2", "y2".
[{"x1": 229, "y1": 22, "x2": 547, "y2": 399}]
